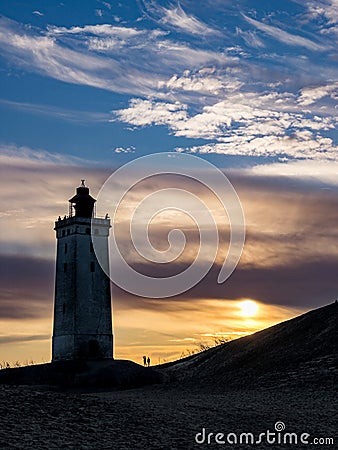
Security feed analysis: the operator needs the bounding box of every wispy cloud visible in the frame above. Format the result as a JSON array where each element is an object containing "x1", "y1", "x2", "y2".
[
  {"x1": 99, "y1": 1, "x2": 112, "y2": 10},
  {"x1": 243, "y1": 159, "x2": 338, "y2": 185},
  {"x1": 0, "y1": 17, "x2": 163, "y2": 96},
  {"x1": 0, "y1": 334, "x2": 50, "y2": 344},
  {"x1": 0, "y1": 98, "x2": 110, "y2": 123},
  {"x1": 236, "y1": 27, "x2": 265, "y2": 49},
  {"x1": 159, "y1": 4, "x2": 221, "y2": 36},
  {"x1": 0, "y1": 144, "x2": 109, "y2": 259},
  {"x1": 0, "y1": 255, "x2": 54, "y2": 319},
  {"x1": 0, "y1": 19, "x2": 122, "y2": 89},
  {"x1": 0, "y1": 16, "x2": 235, "y2": 98},
  {"x1": 242, "y1": 13, "x2": 327, "y2": 51},
  {"x1": 48, "y1": 23, "x2": 145, "y2": 37},
  {"x1": 140, "y1": 1, "x2": 221, "y2": 36},
  {"x1": 0, "y1": 6, "x2": 336, "y2": 166},
  {"x1": 0, "y1": 143, "x2": 98, "y2": 166}
]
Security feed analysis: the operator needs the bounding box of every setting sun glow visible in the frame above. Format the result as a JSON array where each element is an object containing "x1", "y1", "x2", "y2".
[{"x1": 239, "y1": 300, "x2": 259, "y2": 318}]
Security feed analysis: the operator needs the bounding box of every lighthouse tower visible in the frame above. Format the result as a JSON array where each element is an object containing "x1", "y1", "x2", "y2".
[{"x1": 52, "y1": 180, "x2": 113, "y2": 361}]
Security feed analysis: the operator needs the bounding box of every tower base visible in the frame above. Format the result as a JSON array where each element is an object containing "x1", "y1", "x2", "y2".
[{"x1": 52, "y1": 334, "x2": 113, "y2": 361}]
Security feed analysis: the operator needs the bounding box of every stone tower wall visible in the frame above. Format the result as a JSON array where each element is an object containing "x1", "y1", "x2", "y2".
[{"x1": 52, "y1": 216, "x2": 113, "y2": 360}]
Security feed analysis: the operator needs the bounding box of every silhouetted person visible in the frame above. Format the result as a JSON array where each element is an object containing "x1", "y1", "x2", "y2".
[
  {"x1": 147, "y1": 356, "x2": 150, "y2": 367},
  {"x1": 143, "y1": 355, "x2": 146, "y2": 366}
]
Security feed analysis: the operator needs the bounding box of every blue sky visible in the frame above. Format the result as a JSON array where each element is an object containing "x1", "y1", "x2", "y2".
[
  {"x1": 0, "y1": 0, "x2": 337, "y2": 167},
  {"x1": 0, "y1": 0, "x2": 338, "y2": 364}
]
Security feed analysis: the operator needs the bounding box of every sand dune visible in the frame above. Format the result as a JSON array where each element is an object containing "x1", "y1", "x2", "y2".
[{"x1": 0, "y1": 303, "x2": 336, "y2": 449}]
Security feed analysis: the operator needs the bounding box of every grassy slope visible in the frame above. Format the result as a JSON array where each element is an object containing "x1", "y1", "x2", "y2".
[{"x1": 163, "y1": 302, "x2": 338, "y2": 388}]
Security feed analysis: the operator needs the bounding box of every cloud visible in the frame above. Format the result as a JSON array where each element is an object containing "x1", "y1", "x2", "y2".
[
  {"x1": 0, "y1": 99, "x2": 110, "y2": 123},
  {"x1": 176, "y1": 135, "x2": 338, "y2": 161},
  {"x1": 0, "y1": 7, "x2": 335, "y2": 127},
  {"x1": 114, "y1": 146, "x2": 136, "y2": 153},
  {"x1": 0, "y1": 143, "x2": 98, "y2": 166},
  {"x1": 3, "y1": 12, "x2": 334, "y2": 166},
  {"x1": 0, "y1": 334, "x2": 50, "y2": 344},
  {"x1": 236, "y1": 27, "x2": 265, "y2": 49},
  {"x1": 0, "y1": 254, "x2": 54, "y2": 320},
  {"x1": 301, "y1": 0, "x2": 338, "y2": 36},
  {"x1": 0, "y1": 16, "x2": 237, "y2": 99},
  {"x1": 1, "y1": 149, "x2": 338, "y2": 362},
  {"x1": 47, "y1": 19, "x2": 233, "y2": 69},
  {"x1": 115, "y1": 93, "x2": 338, "y2": 160},
  {"x1": 0, "y1": 20, "x2": 115, "y2": 87},
  {"x1": 99, "y1": 1, "x2": 112, "y2": 10},
  {"x1": 158, "y1": 70, "x2": 243, "y2": 96},
  {"x1": 114, "y1": 98, "x2": 188, "y2": 128},
  {"x1": 190, "y1": 257, "x2": 338, "y2": 308},
  {"x1": 159, "y1": 4, "x2": 221, "y2": 36},
  {"x1": 298, "y1": 82, "x2": 338, "y2": 106},
  {"x1": 242, "y1": 14, "x2": 327, "y2": 51},
  {"x1": 0, "y1": 145, "x2": 110, "y2": 258},
  {"x1": 139, "y1": 0, "x2": 221, "y2": 36},
  {"x1": 0, "y1": 17, "x2": 162, "y2": 96},
  {"x1": 243, "y1": 159, "x2": 338, "y2": 185},
  {"x1": 113, "y1": 165, "x2": 338, "y2": 310},
  {"x1": 48, "y1": 23, "x2": 144, "y2": 37},
  {"x1": 32, "y1": 10, "x2": 44, "y2": 17},
  {"x1": 96, "y1": 162, "x2": 338, "y2": 310}
]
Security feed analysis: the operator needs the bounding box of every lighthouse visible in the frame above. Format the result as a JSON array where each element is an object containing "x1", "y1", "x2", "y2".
[{"x1": 52, "y1": 180, "x2": 113, "y2": 361}]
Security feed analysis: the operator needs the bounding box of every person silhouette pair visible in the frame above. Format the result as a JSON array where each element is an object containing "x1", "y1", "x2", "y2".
[{"x1": 142, "y1": 355, "x2": 151, "y2": 367}]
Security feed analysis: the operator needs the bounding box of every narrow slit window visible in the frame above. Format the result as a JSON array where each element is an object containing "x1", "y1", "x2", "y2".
[
  {"x1": 63, "y1": 303, "x2": 66, "y2": 315},
  {"x1": 63, "y1": 262, "x2": 67, "y2": 273},
  {"x1": 64, "y1": 243, "x2": 68, "y2": 254},
  {"x1": 90, "y1": 242, "x2": 94, "y2": 253},
  {"x1": 90, "y1": 261, "x2": 95, "y2": 272}
]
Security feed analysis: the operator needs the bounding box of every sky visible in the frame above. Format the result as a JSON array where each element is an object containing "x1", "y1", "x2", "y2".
[{"x1": 0, "y1": 0, "x2": 337, "y2": 364}]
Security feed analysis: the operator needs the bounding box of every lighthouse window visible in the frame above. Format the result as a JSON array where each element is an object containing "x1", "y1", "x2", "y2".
[
  {"x1": 62, "y1": 303, "x2": 66, "y2": 315},
  {"x1": 64, "y1": 243, "x2": 68, "y2": 254},
  {"x1": 63, "y1": 263, "x2": 67, "y2": 273},
  {"x1": 90, "y1": 261, "x2": 95, "y2": 272},
  {"x1": 85, "y1": 228, "x2": 90, "y2": 235},
  {"x1": 90, "y1": 242, "x2": 94, "y2": 253}
]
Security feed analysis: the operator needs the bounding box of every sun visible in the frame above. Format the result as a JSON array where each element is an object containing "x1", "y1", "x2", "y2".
[{"x1": 239, "y1": 300, "x2": 259, "y2": 318}]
